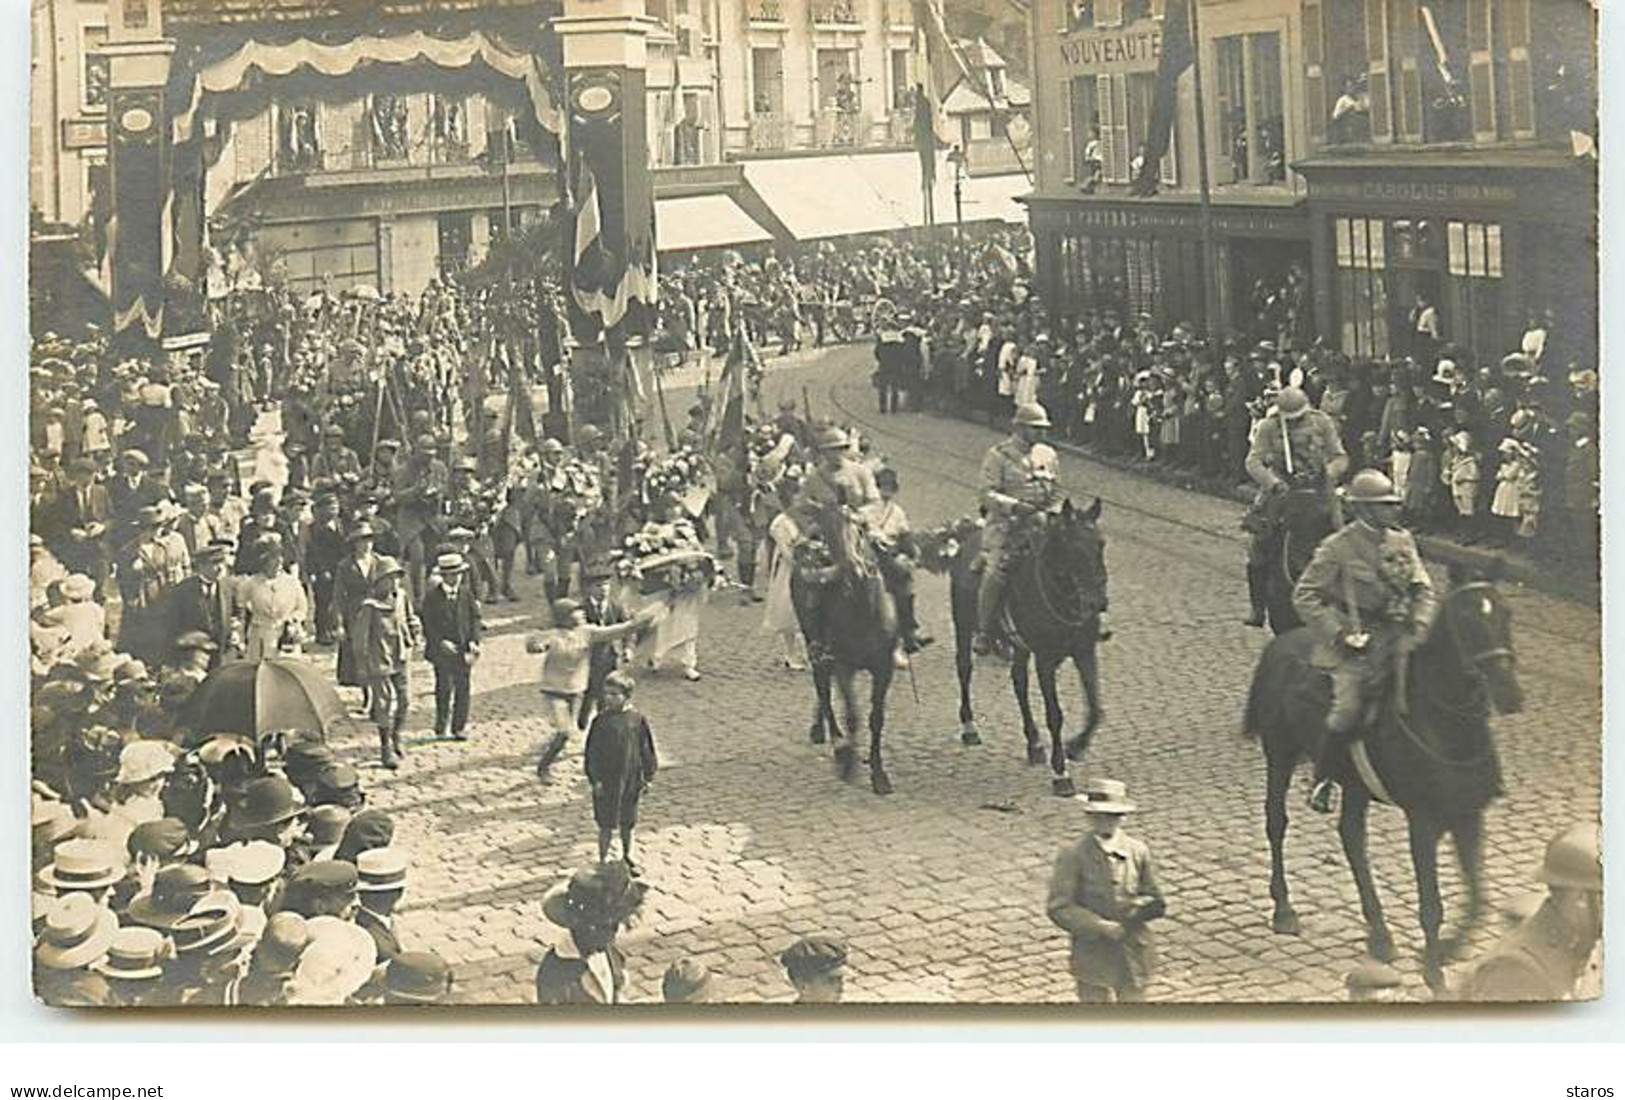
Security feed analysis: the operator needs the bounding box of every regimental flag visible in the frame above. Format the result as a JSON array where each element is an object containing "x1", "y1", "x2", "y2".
[
  {"x1": 1129, "y1": 0, "x2": 1194, "y2": 197},
  {"x1": 570, "y1": 156, "x2": 618, "y2": 324}
]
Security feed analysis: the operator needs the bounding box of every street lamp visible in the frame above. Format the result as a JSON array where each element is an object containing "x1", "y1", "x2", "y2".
[{"x1": 947, "y1": 144, "x2": 966, "y2": 245}]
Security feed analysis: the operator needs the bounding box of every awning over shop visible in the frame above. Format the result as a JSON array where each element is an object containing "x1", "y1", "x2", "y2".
[
  {"x1": 742, "y1": 152, "x2": 1029, "y2": 240},
  {"x1": 654, "y1": 194, "x2": 773, "y2": 252}
]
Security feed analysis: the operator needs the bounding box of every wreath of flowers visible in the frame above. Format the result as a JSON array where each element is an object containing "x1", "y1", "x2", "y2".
[
  {"x1": 609, "y1": 518, "x2": 716, "y2": 594},
  {"x1": 640, "y1": 447, "x2": 710, "y2": 505},
  {"x1": 912, "y1": 514, "x2": 985, "y2": 574},
  {"x1": 547, "y1": 457, "x2": 603, "y2": 527}
]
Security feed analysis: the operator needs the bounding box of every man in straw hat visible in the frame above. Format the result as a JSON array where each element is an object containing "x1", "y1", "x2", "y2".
[
  {"x1": 33, "y1": 894, "x2": 119, "y2": 1006},
  {"x1": 1292, "y1": 468, "x2": 1436, "y2": 814},
  {"x1": 533, "y1": 862, "x2": 646, "y2": 1005},
  {"x1": 95, "y1": 925, "x2": 174, "y2": 1007},
  {"x1": 421, "y1": 551, "x2": 483, "y2": 741},
  {"x1": 1046, "y1": 778, "x2": 1166, "y2": 1003},
  {"x1": 355, "y1": 848, "x2": 409, "y2": 964}
]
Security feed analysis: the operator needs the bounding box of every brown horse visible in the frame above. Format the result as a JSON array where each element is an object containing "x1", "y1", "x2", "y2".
[
  {"x1": 942, "y1": 499, "x2": 1109, "y2": 796},
  {"x1": 1244, "y1": 562, "x2": 1523, "y2": 989}
]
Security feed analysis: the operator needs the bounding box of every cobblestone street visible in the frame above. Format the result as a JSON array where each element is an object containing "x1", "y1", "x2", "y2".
[{"x1": 334, "y1": 346, "x2": 1601, "y2": 1005}]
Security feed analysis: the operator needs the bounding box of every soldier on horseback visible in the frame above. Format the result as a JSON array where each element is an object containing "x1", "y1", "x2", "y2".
[
  {"x1": 973, "y1": 402, "x2": 1069, "y2": 657},
  {"x1": 1291, "y1": 469, "x2": 1437, "y2": 814},
  {"x1": 1242, "y1": 386, "x2": 1348, "y2": 627},
  {"x1": 787, "y1": 425, "x2": 928, "y2": 655}
]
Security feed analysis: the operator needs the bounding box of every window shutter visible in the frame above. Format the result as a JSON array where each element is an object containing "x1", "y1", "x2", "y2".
[
  {"x1": 1365, "y1": 0, "x2": 1393, "y2": 141},
  {"x1": 1097, "y1": 73, "x2": 1117, "y2": 180},
  {"x1": 1304, "y1": 0, "x2": 1327, "y2": 145},
  {"x1": 1110, "y1": 73, "x2": 1130, "y2": 180},
  {"x1": 1097, "y1": 0, "x2": 1122, "y2": 28},
  {"x1": 1503, "y1": 0, "x2": 1534, "y2": 137},
  {"x1": 1468, "y1": 0, "x2": 1497, "y2": 140},
  {"x1": 1161, "y1": 96, "x2": 1179, "y2": 187},
  {"x1": 1063, "y1": 76, "x2": 1076, "y2": 182},
  {"x1": 1395, "y1": 0, "x2": 1423, "y2": 141}
]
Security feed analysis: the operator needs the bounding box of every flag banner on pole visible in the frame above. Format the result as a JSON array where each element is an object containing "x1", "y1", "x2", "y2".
[{"x1": 1130, "y1": 0, "x2": 1194, "y2": 196}]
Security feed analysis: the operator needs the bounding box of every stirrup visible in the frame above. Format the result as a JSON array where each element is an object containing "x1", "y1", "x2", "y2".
[{"x1": 1307, "y1": 779, "x2": 1338, "y2": 815}]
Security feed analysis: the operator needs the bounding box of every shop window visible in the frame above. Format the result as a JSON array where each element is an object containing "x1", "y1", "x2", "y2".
[
  {"x1": 1334, "y1": 216, "x2": 1391, "y2": 358},
  {"x1": 438, "y1": 213, "x2": 472, "y2": 275},
  {"x1": 1213, "y1": 32, "x2": 1286, "y2": 184},
  {"x1": 1445, "y1": 220, "x2": 1503, "y2": 356},
  {"x1": 81, "y1": 25, "x2": 109, "y2": 113}
]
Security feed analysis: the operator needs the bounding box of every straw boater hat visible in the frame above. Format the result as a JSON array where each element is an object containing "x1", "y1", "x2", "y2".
[
  {"x1": 434, "y1": 551, "x2": 467, "y2": 574},
  {"x1": 34, "y1": 894, "x2": 118, "y2": 971},
  {"x1": 94, "y1": 926, "x2": 172, "y2": 982},
  {"x1": 170, "y1": 892, "x2": 250, "y2": 958},
  {"x1": 61, "y1": 574, "x2": 96, "y2": 602},
  {"x1": 356, "y1": 848, "x2": 408, "y2": 894},
  {"x1": 38, "y1": 838, "x2": 124, "y2": 893},
  {"x1": 287, "y1": 916, "x2": 377, "y2": 1006},
  {"x1": 1074, "y1": 777, "x2": 1136, "y2": 814}
]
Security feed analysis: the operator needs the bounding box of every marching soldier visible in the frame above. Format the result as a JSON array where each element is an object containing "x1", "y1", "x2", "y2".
[
  {"x1": 310, "y1": 424, "x2": 363, "y2": 483},
  {"x1": 1291, "y1": 469, "x2": 1436, "y2": 814},
  {"x1": 973, "y1": 402, "x2": 1062, "y2": 657},
  {"x1": 392, "y1": 434, "x2": 447, "y2": 603},
  {"x1": 1241, "y1": 386, "x2": 1348, "y2": 628},
  {"x1": 445, "y1": 458, "x2": 501, "y2": 604},
  {"x1": 1459, "y1": 822, "x2": 1602, "y2": 1002}
]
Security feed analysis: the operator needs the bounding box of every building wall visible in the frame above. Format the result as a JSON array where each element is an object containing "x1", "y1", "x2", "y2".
[
  {"x1": 387, "y1": 214, "x2": 443, "y2": 297},
  {"x1": 30, "y1": 0, "x2": 110, "y2": 227}
]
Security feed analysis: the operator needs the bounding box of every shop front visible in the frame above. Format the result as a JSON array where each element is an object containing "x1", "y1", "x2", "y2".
[
  {"x1": 1027, "y1": 192, "x2": 1308, "y2": 334},
  {"x1": 1297, "y1": 152, "x2": 1597, "y2": 368}
]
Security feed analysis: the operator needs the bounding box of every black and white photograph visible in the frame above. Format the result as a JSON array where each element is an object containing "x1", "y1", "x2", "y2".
[{"x1": 19, "y1": 0, "x2": 1603, "y2": 1015}]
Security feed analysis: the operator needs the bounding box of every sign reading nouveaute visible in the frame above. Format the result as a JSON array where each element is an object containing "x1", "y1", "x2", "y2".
[{"x1": 1058, "y1": 27, "x2": 1162, "y2": 75}]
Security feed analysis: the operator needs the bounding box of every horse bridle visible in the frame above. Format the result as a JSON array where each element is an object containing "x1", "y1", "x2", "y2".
[
  {"x1": 1032, "y1": 519, "x2": 1105, "y2": 630},
  {"x1": 1440, "y1": 581, "x2": 1517, "y2": 681}
]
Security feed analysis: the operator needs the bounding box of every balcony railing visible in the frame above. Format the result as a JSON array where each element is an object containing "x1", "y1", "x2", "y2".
[
  {"x1": 815, "y1": 108, "x2": 870, "y2": 148},
  {"x1": 812, "y1": 0, "x2": 860, "y2": 25},
  {"x1": 748, "y1": 113, "x2": 791, "y2": 151},
  {"x1": 747, "y1": 0, "x2": 786, "y2": 23}
]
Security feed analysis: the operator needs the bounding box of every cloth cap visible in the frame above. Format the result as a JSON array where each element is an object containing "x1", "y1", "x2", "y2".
[
  {"x1": 384, "y1": 951, "x2": 453, "y2": 1003},
  {"x1": 125, "y1": 818, "x2": 192, "y2": 861},
  {"x1": 780, "y1": 934, "x2": 847, "y2": 978}
]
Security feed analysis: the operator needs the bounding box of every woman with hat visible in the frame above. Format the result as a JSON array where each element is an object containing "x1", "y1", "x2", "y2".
[
  {"x1": 45, "y1": 574, "x2": 104, "y2": 659},
  {"x1": 236, "y1": 534, "x2": 309, "y2": 661},
  {"x1": 1045, "y1": 778, "x2": 1166, "y2": 1003},
  {"x1": 761, "y1": 479, "x2": 809, "y2": 671},
  {"x1": 534, "y1": 862, "x2": 646, "y2": 1005},
  {"x1": 350, "y1": 555, "x2": 420, "y2": 769}
]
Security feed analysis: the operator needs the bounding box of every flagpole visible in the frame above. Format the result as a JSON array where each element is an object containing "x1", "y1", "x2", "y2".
[{"x1": 1187, "y1": 0, "x2": 1222, "y2": 339}]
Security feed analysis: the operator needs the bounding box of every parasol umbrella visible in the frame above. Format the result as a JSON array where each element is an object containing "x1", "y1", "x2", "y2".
[{"x1": 179, "y1": 659, "x2": 346, "y2": 738}]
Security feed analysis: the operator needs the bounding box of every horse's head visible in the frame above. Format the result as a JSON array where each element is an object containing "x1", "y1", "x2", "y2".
[
  {"x1": 1045, "y1": 497, "x2": 1107, "y2": 609},
  {"x1": 1437, "y1": 560, "x2": 1523, "y2": 715}
]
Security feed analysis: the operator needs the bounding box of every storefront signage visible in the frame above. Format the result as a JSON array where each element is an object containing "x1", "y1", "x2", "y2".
[
  {"x1": 1057, "y1": 27, "x2": 1162, "y2": 75},
  {"x1": 1308, "y1": 178, "x2": 1517, "y2": 206},
  {"x1": 1059, "y1": 203, "x2": 1306, "y2": 238}
]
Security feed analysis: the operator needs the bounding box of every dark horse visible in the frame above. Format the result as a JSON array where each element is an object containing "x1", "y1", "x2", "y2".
[
  {"x1": 1263, "y1": 487, "x2": 1336, "y2": 634},
  {"x1": 790, "y1": 509, "x2": 900, "y2": 795},
  {"x1": 1244, "y1": 562, "x2": 1523, "y2": 988},
  {"x1": 943, "y1": 499, "x2": 1108, "y2": 796}
]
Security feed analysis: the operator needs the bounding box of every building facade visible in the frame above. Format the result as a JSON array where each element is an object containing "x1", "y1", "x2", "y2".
[
  {"x1": 1025, "y1": 0, "x2": 1596, "y2": 363},
  {"x1": 30, "y1": 0, "x2": 112, "y2": 232}
]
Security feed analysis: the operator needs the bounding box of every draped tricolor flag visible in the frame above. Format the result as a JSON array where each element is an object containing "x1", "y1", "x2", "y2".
[{"x1": 1129, "y1": 0, "x2": 1194, "y2": 197}]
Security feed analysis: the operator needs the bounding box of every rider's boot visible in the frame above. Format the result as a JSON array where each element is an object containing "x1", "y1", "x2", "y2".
[
  {"x1": 1243, "y1": 563, "x2": 1270, "y2": 628},
  {"x1": 973, "y1": 566, "x2": 1007, "y2": 657},
  {"x1": 1310, "y1": 669, "x2": 1362, "y2": 813}
]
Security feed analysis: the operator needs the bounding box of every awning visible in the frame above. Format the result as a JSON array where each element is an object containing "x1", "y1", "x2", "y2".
[
  {"x1": 655, "y1": 195, "x2": 774, "y2": 252},
  {"x1": 743, "y1": 152, "x2": 1029, "y2": 240}
]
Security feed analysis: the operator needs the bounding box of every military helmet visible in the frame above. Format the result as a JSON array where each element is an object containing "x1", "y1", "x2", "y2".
[
  {"x1": 1537, "y1": 822, "x2": 1602, "y2": 892},
  {"x1": 813, "y1": 425, "x2": 849, "y2": 451},
  {"x1": 1012, "y1": 402, "x2": 1052, "y2": 430},
  {"x1": 1344, "y1": 469, "x2": 1402, "y2": 505},
  {"x1": 1275, "y1": 386, "x2": 1311, "y2": 421}
]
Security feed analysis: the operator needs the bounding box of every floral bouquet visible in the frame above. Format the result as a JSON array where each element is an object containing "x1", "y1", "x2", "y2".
[
  {"x1": 547, "y1": 457, "x2": 603, "y2": 529},
  {"x1": 641, "y1": 447, "x2": 710, "y2": 507},
  {"x1": 913, "y1": 514, "x2": 984, "y2": 574},
  {"x1": 1376, "y1": 542, "x2": 1427, "y2": 625},
  {"x1": 611, "y1": 517, "x2": 716, "y2": 596}
]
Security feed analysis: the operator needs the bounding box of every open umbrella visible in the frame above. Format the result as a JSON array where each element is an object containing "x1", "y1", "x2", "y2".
[{"x1": 179, "y1": 659, "x2": 346, "y2": 738}]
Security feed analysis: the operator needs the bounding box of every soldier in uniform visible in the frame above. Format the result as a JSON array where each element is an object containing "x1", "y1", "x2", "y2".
[
  {"x1": 1291, "y1": 469, "x2": 1437, "y2": 813},
  {"x1": 305, "y1": 490, "x2": 348, "y2": 646},
  {"x1": 1241, "y1": 386, "x2": 1349, "y2": 627},
  {"x1": 1458, "y1": 822, "x2": 1602, "y2": 1002},
  {"x1": 309, "y1": 424, "x2": 362, "y2": 484},
  {"x1": 445, "y1": 458, "x2": 501, "y2": 604},
  {"x1": 391, "y1": 434, "x2": 447, "y2": 604},
  {"x1": 973, "y1": 402, "x2": 1063, "y2": 656}
]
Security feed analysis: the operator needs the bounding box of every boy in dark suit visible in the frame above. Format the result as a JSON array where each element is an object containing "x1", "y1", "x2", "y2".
[
  {"x1": 420, "y1": 551, "x2": 483, "y2": 740},
  {"x1": 583, "y1": 671, "x2": 658, "y2": 870},
  {"x1": 576, "y1": 561, "x2": 629, "y2": 731}
]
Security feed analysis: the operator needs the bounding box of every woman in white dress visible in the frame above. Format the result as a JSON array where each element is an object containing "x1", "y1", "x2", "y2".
[
  {"x1": 761, "y1": 482, "x2": 807, "y2": 670},
  {"x1": 236, "y1": 535, "x2": 309, "y2": 661}
]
